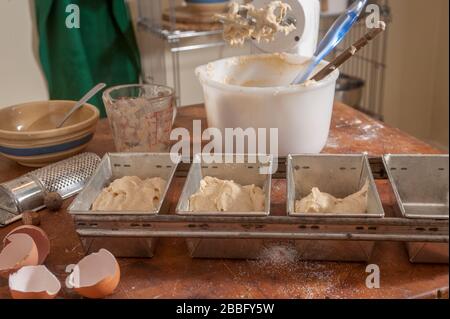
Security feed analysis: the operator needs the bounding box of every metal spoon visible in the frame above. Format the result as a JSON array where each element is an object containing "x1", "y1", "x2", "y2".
[{"x1": 56, "y1": 83, "x2": 106, "y2": 128}]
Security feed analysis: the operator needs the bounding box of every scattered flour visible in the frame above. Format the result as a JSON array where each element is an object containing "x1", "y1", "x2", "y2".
[
  {"x1": 229, "y1": 241, "x2": 366, "y2": 299},
  {"x1": 325, "y1": 136, "x2": 339, "y2": 149},
  {"x1": 335, "y1": 119, "x2": 363, "y2": 128},
  {"x1": 355, "y1": 122, "x2": 385, "y2": 141}
]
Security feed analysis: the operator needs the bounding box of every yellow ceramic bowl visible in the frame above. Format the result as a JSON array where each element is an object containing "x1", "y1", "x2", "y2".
[{"x1": 0, "y1": 100, "x2": 99, "y2": 167}]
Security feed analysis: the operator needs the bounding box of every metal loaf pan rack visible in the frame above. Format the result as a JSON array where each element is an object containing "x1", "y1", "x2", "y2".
[
  {"x1": 287, "y1": 154, "x2": 385, "y2": 262},
  {"x1": 383, "y1": 154, "x2": 449, "y2": 264},
  {"x1": 68, "y1": 153, "x2": 181, "y2": 257},
  {"x1": 69, "y1": 153, "x2": 449, "y2": 263}
]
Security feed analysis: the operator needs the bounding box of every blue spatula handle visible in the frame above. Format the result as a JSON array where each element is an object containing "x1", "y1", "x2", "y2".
[{"x1": 292, "y1": 0, "x2": 367, "y2": 85}]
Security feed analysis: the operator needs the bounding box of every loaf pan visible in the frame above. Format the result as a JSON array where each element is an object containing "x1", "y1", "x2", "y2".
[
  {"x1": 384, "y1": 154, "x2": 449, "y2": 263},
  {"x1": 68, "y1": 152, "x2": 180, "y2": 257},
  {"x1": 176, "y1": 153, "x2": 273, "y2": 259},
  {"x1": 287, "y1": 154, "x2": 385, "y2": 262}
]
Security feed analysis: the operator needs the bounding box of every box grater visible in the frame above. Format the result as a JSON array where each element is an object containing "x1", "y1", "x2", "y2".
[{"x1": 0, "y1": 152, "x2": 101, "y2": 227}]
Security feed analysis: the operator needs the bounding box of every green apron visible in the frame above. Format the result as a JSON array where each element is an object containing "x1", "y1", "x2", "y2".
[{"x1": 35, "y1": 0, "x2": 141, "y2": 117}]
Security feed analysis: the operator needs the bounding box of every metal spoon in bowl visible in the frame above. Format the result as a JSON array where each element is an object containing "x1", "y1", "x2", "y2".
[{"x1": 56, "y1": 83, "x2": 106, "y2": 128}]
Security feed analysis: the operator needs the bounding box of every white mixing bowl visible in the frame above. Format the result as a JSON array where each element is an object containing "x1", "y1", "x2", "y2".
[{"x1": 196, "y1": 53, "x2": 339, "y2": 156}]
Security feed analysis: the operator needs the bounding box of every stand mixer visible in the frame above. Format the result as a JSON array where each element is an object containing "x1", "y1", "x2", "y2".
[{"x1": 250, "y1": 0, "x2": 320, "y2": 57}]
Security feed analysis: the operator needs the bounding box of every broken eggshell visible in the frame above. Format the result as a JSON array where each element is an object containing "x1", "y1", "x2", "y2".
[
  {"x1": 9, "y1": 265, "x2": 61, "y2": 299},
  {"x1": 0, "y1": 233, "x2": 39, "y2": 278},
  {"x1": 65, "y1": 249, "x2": 120, "y2": 299},
  {"x1": 4, "y1": 225, "x2": 50, "y2": 265}
]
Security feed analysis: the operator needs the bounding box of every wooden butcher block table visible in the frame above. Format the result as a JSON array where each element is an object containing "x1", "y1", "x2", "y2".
[{"x1": 0, "y1": 103, "x2": 448, "y2": 299}]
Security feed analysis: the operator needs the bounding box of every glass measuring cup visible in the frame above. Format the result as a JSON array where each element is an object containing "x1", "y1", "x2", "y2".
[{"x1": 103, "y1": 84, "x2": 176, "y2": 152}]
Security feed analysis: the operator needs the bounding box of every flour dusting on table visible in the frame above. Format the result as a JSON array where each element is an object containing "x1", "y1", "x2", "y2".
[{"x1": 355, "y1": 122, "x2": 385, "y2": 141}]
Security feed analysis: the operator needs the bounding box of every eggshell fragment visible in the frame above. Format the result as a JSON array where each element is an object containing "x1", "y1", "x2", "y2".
[
  {"x1": 0, "y1": 233, "x2": 39, "y2": 278},
  {"x1": 65, "y1": 249, "x2": 120, "y2": 299},
  {"x1": 9, "y1": 265, "x2": 61, "y2": 299},
  {"x1": 4, "y1": 225, "x2": 50, "y2": 265}
]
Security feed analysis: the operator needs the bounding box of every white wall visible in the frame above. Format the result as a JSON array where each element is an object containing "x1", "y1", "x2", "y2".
[
  {"x1": 429, "y1": 0, "x2": 449, "y2": 149},
  {"x1": 0, "y1": 0, "x2": 48, "y2": 107},
  {"x1": 382, "y1": 0, "x2": 449, "y2": 150}
]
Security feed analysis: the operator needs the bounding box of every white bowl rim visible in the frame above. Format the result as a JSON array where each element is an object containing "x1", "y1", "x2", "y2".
[{"x1": 195, "y1": 53, "x2": 340, "y2": 94}]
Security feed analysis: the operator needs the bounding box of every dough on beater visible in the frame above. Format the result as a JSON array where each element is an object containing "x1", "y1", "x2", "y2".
[
  {"x1": 92, "y1": 176, "x2": 166, "y2": 211},
  {"x1": 215, "y1": 1, "x2": 296, "y2": 46},
  {"x1": 189, "y1": 176, "x2": 265, "y2": 212},
  {"x1": 295, "y1": 180, "x2": 369, "y2": 214}
]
